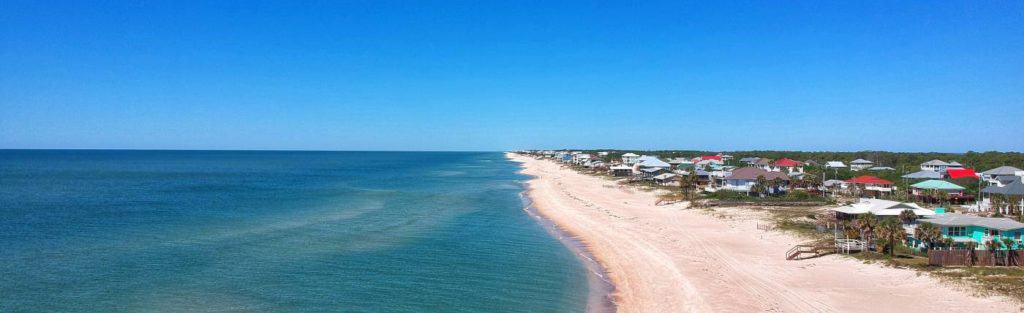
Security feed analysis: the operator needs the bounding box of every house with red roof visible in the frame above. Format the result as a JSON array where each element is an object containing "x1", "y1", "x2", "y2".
[
  {"x1": 846, "y1": 175, "x2": 895, "y2": 197},
  {"x1": 947, "y1": 168, "x2": 979, "y2": 180},
  {"x1": 773, "y1": 158, "x2": 805, "y2": 174}
]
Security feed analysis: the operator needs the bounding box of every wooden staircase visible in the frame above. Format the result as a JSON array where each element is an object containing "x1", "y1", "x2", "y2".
[{"x1": 786, "y1": 240, "x2": 836, "y2": 260}]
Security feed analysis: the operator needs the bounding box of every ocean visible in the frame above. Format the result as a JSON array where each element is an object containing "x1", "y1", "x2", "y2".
[{"x1": 0, "y1": 150, "x2": 591, "y2": 312}]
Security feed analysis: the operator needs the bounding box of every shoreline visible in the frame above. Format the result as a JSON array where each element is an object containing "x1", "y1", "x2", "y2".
[
  {"x1": 517, "y1": 187, "x2": 617, "y2": 313},
  {"x1": 507, "y1": 152, "x2": 1018, "y2": 312}
]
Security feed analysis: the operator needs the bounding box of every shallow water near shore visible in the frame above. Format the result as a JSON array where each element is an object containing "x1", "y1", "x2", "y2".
[{"x1": 0, "y1": 150, "x2": 590, "y2": 312}]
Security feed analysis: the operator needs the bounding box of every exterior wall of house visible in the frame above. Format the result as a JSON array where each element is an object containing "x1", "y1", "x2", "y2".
[
  {"x1": 851, "y1": 163, "x2": 873, "y2": 171},
  {"x1": 723, "y1": 179, "x2": 754, "y2": 192},
  {"x1": 940, "y1": 226, "x2": 1024, "y2": 249}
]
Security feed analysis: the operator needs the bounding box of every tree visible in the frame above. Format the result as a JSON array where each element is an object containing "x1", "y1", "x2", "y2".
[
  {"x1": 1002, "y1": 237, "x2": 1016, "y2": 266},
  {"x1": 855, "y1": 213, "x2": 879, "y2": 248},
  {"x1": 898, "y1": 209, "x2": 918, "y2": 225},
  {"x1": 752, "y1": 175, "x2": 769, "y2": 197},
  {"x1": 965, "y1": 241, "x2": 978, "y2": 266},
  {"x1": 874, "y1": 218, "x2": 907, "y2": 257},
  {"x1": 986, "y1": 239, "x2": 1003, "y2": 266},
  {"x1": 942, "y1": 238, "x2": 955, "y2": 250},
  {"x1": 771, "y1": 177, "x2": 784, "y2": 195},
  {"x1": 914, "y1": 222, "x2": 942, "y2": 251}
]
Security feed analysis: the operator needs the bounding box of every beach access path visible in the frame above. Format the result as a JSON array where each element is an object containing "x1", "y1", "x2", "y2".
[{"x1": 510, "y1": 153, "x2": 1017, "y2": 312}]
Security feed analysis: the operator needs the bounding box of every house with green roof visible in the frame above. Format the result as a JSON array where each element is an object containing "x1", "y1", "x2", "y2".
[{"x1": 910, "y1": 179, "x2": 972, "y2": 204}]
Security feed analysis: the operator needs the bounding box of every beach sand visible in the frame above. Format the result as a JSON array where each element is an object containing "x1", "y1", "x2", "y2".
[{"x1": 510, "y1": 153, "x2": 1019, "y2": 312}]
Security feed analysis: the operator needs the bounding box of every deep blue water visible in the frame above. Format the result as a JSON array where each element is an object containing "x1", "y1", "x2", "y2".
[{"x1": 0, "y1": 150, "x2": 589, "y2": 312}]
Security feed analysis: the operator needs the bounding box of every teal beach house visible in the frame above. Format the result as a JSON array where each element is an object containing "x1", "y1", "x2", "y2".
[{"x1": 920, "y1": 213, "x2": 1024, "y2": 249}]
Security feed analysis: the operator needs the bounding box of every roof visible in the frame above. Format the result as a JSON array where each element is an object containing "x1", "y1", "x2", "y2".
[
  {"x1": 868, "y1": 166, "x2": 895, "y2": 171},
  {"x1": 850, "y1": 159, "x2": 873, "y2": 164},
  {"x1": 902, "y1": 170, "x2": 943, "y2": 179},
  {"x1": 739, "y1": 157, "x2": 760, "y2": 163},
  {"x1": 774, "y1": 158, "x2": 803, "y2": 167},
  {"x1": 754, "y1": 158, "x2": 774, "y2": 165},
  {"x1": 725, "y1": 167, "x2": 790, "y2": 181},
  {"x1": 653, "y1": 173, "x2": 677, "y2": 180},
  {"x1": 921, "y1": 160, "x2": 950, "y2": 166},
  {"x1": 700, "y1": 155, "x2": 722, "y2": 161},
  {"x1": 825, "y1": 161, "x2": 847, "y2": 168},
  {"x1": 823, "y1": 179, "x2": 846, "y2": 187},
  {"x1": 997, "y1": 176, "x2": 1022, "y2": 185},
  {"x1": 609, "y1": 165, "x2": 632, "y2": 170},
  {"x1": 911, "y1": 180, "x2": 965, "y2": 190},
  {"x1": 636, "y1": 156, "x2": 671, "y2": 168},
  {"x1": 946, "y1": 168, "x2": 978, "y2": 180},
  {"x1": 846, "y1": 175, "x2": 893, "y2": 185},
  {"x1": 949, "y1": 161, "x2": 963, "y2": 166},
  {"x1": 641, "y1": 167, "x2": 665, "y2": 173},
  {"x1": 983, "y1": 179, "x2": 1024, "y2": 196},
  {"x1": 667, "y1": 157, "x2": 692, "y2": 164},
  {"x1": 922, "y1": 213, "x2": 1024, "y2": 231},
  {"x1": 621, "y1": 153, "x2": 639, "y2": 157},
  {"x1": 983, "y1": 166, "x2": 1023, "y2": 176},
  {"x1": 831, "y1": 198, "x2": 934, "y2": 216}
]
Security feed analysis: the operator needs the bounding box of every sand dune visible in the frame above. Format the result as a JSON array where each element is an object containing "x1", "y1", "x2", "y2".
[{"x1": 510, "y1": 153, "x2": 1018, "y2": 312}]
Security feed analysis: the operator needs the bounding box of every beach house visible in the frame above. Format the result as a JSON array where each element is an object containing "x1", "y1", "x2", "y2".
[
  {"x1": 902, "y1": 170, "x2": 944, "y2": 180},
  {"x1": 920, "y1": 160, "x2": 962, "y2": 172},
  {"x1": 831, "y1": 198, "x2": 935, "y2": 221},
  {"x1": 753, "y1": 158, "x2": 774, "y2": 171},
  {"x1": 981, "y1": 166, "x2": 1024, "y2": 187},
  {"x1": 980, "y1": 179, "x2": 1024, "y2": 215},
  {"x1": 634, "y1": 156, "x2": 671, "y2": 179},
  {"x1": 609, "y1": 164, "x2": 633, "y2": 177},
  {"x1": 825, "y1": 161, "x2": 847, "y2": 169},
  {"x1": 621, "y1": 153, "x2": 640, "y2": 165},
  {"x1": 910, "y1": 180, "x2": 971, "y2": 204},
  {"x1": 919, "y1": 213, "x2": 1024, "y2": 249},
  {"x1": 667, "y1": 157, "x2": 694, "y2": 170},
  {"x1": 739, "y1": 157, "x2": 761, "y2": 166},
  {"x1": 850, "y1": 159, "x2": 874, "y2": 171},
  {"x1": 572, "y1": 153, "x2": 591, "y2": 165},
  {"x1": 720, "y1": 167, "x2": 790, "y2": 194},
  {"x1": 773, "y1": 158, "x2": 805, "y2": 174},
  {"x1": 845, "y1": 175, "x2": 894, "y2": 197}
]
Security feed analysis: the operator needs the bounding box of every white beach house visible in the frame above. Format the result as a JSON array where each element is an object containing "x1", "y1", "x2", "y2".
[
  {"x1": 849, "y1": 159, "x2": 874, "y2": 171},
  {"x1": 621, "y1": 153, "x2": 640, "y2": 165}
]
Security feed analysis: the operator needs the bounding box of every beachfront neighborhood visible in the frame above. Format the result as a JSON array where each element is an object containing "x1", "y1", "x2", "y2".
[{"x1": 522, "y1": 150, "x2": 1024, "y2": 267}]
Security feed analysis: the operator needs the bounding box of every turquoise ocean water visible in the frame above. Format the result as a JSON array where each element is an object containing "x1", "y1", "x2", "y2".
[{"x1": 0, "y1": 151, "x2": 590, "y2": 312}]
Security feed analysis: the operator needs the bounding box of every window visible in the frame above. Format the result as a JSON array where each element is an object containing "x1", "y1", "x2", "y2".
[
  {"x1": 989, "y1": 229, "x2": 1000, "y2": 237},
  {"x1": 947, "y1": 227, "x2": 966, "y2": 237},
  {"x1": 1016, "y1": 231, "x2": 1021, "y2": 240}
]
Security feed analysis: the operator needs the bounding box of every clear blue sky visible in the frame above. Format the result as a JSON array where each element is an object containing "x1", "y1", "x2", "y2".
[{"x1": 2, "y1": 1, "x2": 1022, "y2": 152}]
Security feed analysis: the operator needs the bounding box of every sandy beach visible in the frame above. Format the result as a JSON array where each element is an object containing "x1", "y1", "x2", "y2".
[{"x1": 510, "y1": 153, "x2": 1019, "y2": 312}]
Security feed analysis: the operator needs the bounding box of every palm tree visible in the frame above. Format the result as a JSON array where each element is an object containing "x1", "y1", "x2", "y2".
[
  {"x1": 991, "y1": 194, "x2": 1006, "y2": 215},
  {"x1": 942, "y1": 238, "x2": 955, "y2": 250},
  {"x1": 914, "y1": 222, "x2": 941, "y2": 251},
  {"x1": 771, "y1": 177, "x2": 784, "y2": 195},
  {"x1": 898, "y1": 209, "x2": 918, "y2": 225},
  {"x1": 965, "y1": 241, "x2": 978, "y2": 266},
  {"x1": 752, "y1": 175, "x2": 768, "y2": 197},
  {"x1": 1002, "y1": 237, "x2": 1016, "y2": 266},
  {"x1": 987, "y1": 239, "x2": 1003, "y2": 266},
  {"x1": 874, "y1": 218, "x2": 907, "y2": 257},
  {"x1": 855, "y1": 213, "x2": 879, "y2": 249}
]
